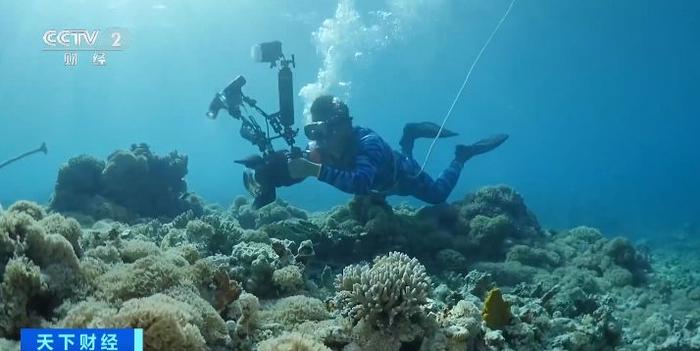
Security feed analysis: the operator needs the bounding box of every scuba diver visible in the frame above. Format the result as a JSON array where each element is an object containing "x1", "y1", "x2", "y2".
[{"x1": 286, "y1": 95, "x2": 508, "y2": 204}]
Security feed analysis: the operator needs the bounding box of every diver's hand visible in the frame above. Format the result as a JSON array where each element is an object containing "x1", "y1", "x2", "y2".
[{"x1": 288, "y1": 158, "x2": 322, "y2": 179}]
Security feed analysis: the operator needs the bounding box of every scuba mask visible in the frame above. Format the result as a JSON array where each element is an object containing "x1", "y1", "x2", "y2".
[
  {"x1": 304, "y1": 121, "x2": 329, "y2": 141},
  {"x1": 304, "y1": 117, "x2": 350, "y2": 142}
]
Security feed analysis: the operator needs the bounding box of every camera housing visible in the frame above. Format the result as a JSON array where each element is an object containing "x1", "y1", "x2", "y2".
[{"x1": 207, "y1": 41, "x2": 300, "y2": 209}]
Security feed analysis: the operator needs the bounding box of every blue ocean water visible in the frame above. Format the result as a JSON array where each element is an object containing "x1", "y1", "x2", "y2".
[{"x1": 0, "y1": 0, "x2": 697, "y2": 240}]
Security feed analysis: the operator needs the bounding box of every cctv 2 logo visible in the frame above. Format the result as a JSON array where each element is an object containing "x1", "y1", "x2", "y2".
[{"x1": 42, "y1": 28, "x2": 128, "y2": 50}]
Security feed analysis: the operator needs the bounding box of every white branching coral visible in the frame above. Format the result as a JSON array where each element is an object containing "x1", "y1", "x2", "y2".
[{"x1": 334, "y1": 251, "x2": 431, "y2": 328}]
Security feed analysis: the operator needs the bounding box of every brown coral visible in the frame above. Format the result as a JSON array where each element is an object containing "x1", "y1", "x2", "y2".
[
  {"x1": 213, "y1": 270, "x2": 241, "y2": 313},
  {"x1": 482, "y1": 288, "x2": 511, "y2": 330}
]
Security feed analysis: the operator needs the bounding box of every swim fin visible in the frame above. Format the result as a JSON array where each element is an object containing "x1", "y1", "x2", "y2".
[
  {"x1": 455, "y1": 134, "x2": 509, "y2": 163},
  {"x1": 400, "y1": 122, "x2": 458, "y2": 155}
]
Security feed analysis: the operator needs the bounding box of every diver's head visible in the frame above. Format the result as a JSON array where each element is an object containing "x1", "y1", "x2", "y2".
[{"x1": 305, "y1": 95, "x2": 353, "y2": 152}]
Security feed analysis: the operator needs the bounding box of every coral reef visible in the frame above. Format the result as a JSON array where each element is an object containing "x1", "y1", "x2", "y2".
[
  {"x1": 0, "y1": 206, "x2": 83, "y2": 338},
  {"x1": 49, "y1": 144, "x2": 203, "y2": 222},
  {"x1": 0, "y1": 183, "x2": 696, "y2": 350},
  {"x1": 231, "y1": 198, "x2": 308, "y2": 230},
  {"x1": 257, "y1": 333, "x2": 331, "y2": 351},
  {"x1": 0, "y1": 257, "x2": 46, "y2": 338}
]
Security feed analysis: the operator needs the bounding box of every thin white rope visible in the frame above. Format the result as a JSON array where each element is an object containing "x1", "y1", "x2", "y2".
[{"x1": 416, "y1": 0, "x2": 517, "y2": 175}]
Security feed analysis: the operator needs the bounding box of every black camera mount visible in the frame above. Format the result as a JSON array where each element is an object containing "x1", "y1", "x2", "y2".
[{"x1": 206, "y1": 41, "x2": 302, "y2": 209}]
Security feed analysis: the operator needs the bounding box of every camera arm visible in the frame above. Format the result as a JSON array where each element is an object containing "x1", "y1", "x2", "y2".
[
  {"x1": 207, "y1": 41, "x2": 303, "y2": 208},
  {"x1": 238, "y1": 94, "x2": 299, "y2": 155}
]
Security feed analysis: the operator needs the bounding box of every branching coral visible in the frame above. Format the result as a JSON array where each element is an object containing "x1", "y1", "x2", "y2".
[{"x1": 334, "y1": 251, "x2": 431, "y2": 329}]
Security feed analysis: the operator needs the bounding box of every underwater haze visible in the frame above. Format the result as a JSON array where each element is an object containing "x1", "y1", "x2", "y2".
[
  {"x1": 1, "y1": 0, "x2": 699, "y2": 239},
  {"x1": 2, "y1": 1, "x2": 700, "y2": 350},
  {"x1": 1, "y1": 0, "x2": 698, "y2": 239}
]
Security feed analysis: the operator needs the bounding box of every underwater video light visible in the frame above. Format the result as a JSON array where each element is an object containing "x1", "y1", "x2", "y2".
[
  {"x1": 206, "y1": 75, "x2": 246, "y2": 120},
  {"x1": 251, "y1": 41, "x2": 283, "y2": 64}
]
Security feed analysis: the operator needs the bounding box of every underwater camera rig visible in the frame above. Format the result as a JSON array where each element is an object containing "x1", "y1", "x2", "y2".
[{"x1": 206, "y1": 41, "x2": 302, "y2": 209}]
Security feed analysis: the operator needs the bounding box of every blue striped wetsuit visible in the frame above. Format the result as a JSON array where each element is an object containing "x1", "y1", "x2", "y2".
[{"x1": 316, "y1": 127, "x2": 464, "y2": 204}]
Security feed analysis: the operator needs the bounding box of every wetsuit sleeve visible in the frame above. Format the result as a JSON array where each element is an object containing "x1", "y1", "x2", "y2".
[{"x1": 317, "y1": 136, "x2": 385, "y2": 195}]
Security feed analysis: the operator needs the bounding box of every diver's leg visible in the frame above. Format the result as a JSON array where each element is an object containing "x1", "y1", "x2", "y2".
[
  {"x1": 398, "y1": 134, "x2": 508, "y2": 204},
  {"x1": 399, "y1": 122, "x2": 458, "y2": 157},
  {"x1": 398, "y1": 158, "x2": 464, "y2": 204}
]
